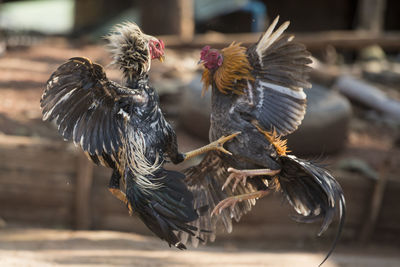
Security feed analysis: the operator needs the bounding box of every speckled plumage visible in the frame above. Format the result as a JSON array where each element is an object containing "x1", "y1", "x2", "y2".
[{"x1": 41, "y1": 24, "x2": 199, "y2": 249}]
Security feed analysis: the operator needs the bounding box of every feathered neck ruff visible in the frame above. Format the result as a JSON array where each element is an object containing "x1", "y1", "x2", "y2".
[
  {"x1": 201, "y1": 42, "x2": 254, "y2": 96},
  {"x1": 106, "y1": 22, "x2": 151, "y2": 80}
]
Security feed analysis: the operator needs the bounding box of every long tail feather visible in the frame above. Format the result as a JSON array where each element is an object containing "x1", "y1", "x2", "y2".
[
  {"x1": 125, "y1": 168, "x2": 199, "y2": 249},
  {"x1": 277, "y1": 155, "x2": 346, "y2": 265}
]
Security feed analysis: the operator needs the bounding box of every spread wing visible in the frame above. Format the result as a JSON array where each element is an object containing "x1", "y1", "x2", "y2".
[
  {"x1": 245, "y1": 16, "x2": 312, "y2": 136},
  {"x1": 41, "y1": 57, "x2": 143, "y2": 168},
  {"x1": 178, "y1": 151, "x2": 258, "y2": 246}
]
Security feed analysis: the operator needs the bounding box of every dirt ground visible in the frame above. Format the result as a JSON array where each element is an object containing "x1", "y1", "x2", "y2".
[{"x1": 0, "y1": 227, "x2": 399, "y2": 267}]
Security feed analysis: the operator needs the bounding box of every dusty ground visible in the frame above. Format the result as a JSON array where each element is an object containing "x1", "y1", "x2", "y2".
[{"x1": 0, "y1": 227, "x2": 400, "y2": 267}]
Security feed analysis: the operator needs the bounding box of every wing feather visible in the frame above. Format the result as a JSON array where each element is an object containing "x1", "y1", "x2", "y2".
[
  {"x1": 41, "y1": 56, "x2": 140, "y2": 167},
  {"x1": 245, "y1": 16, "x2": 312, "y2": 136}
]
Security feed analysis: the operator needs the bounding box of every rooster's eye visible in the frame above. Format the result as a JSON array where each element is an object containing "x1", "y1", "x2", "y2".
[{"x1": 155, "y1": 43, "x2": 160, "y2": 48}]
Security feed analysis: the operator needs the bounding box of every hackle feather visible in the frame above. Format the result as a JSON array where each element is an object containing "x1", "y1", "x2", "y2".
[
  {"x1": 105, "y1": 22, "x2": 152, "y2": 78},
  {"x1": 202, "y1": 42, "x2": 255, "y2": 96}
]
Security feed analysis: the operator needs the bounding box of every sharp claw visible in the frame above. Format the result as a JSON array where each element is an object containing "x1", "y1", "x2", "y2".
[
  {"x1": 222, "y1": 131, "x2": 241, "y2": 142},
  {"x1": 218, "y1": 147, "x2": 232, "y2": 155},
  {"x1": 222, "y1": 172, "x2": 236, "y2": 191},
  {"x1": 214, "y1": 132, "x2": 241, "y2": 155},
  {"x1": 211, "y1": 207, "x2": 218, "y2": 217},
  {"x1": 221, "y1": 181, "x2": 227, "y2": 191},
  {"x1": 232, "y1": 182, "x2": 237, "y2": 192},
  {"x1": 242, "y1": 176, "x2": 247, "y2": 186},
  {"x1": 229, "y1": 131, "x2": 241, "y2": 139},
  {"x1": 230, "y1": 202, "x2": 237, "y2": 212},
  {"x1": 224, "y1": 167, "x2": 248, "y2": 193},
  {"x1": 211, "y1": 197, "x2": 240, "y2": 216}
]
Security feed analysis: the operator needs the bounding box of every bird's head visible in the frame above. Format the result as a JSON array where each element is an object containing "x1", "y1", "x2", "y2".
[
  {"x1": 106, "y1": 22, "x2": 165, "y2": 80},
  {"x1": 148, "y1": 38, "x2": 165, "y2": 61},
  {"x1": 199, "y1": 42, "x2": 254, "y2": 96},
  {"x1": 199, "y1": 45, "x2": 223, "y2": 70}
]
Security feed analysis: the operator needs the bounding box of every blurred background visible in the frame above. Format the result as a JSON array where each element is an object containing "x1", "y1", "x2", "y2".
[{"x1": 0, "y1": 0, "x2": 400, "y2": 266}]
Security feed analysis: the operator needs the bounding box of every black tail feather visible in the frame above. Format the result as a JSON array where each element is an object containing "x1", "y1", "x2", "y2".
[
  {"x1": 125, "y1": 168, "x2": 199, "y2": 249},
  {"x1": 278, "y1": 155, "x2": 346, "y2": 266}
]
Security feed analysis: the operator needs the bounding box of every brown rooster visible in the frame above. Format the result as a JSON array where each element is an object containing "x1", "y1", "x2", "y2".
[{"x1": 181, "y1": 16, "x2": 345, "y2": 265}]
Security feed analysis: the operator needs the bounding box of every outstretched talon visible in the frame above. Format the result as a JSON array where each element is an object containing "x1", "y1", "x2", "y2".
[
  {"x1": 183, "y1": 131, "x2": 241, "y2": 161},
  {"x1": 211, "y1": 131, "x2": 241, "y2": 155},
  {"x1": 222, "y1": 167, "x2": 281, "y2": 192},
  {"x1": 222, "y1": 167, "x2": 248, "y2": 192},
  {"x1": 211, "y1": 190, "x2": 270, "y2": 216}
]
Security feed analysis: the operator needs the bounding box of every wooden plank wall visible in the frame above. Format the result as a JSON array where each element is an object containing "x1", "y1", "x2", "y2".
[
  {"x1": 0, "y1": 135, "x2": 151, "y2": 235},
  {"x1": 0, "y1": 134, "x2": 399, "y2": 243},
  {"x1": 0, "y1": 135, "x2": 76, "y2": 227}
]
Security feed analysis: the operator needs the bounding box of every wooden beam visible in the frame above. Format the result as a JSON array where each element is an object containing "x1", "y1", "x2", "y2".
[
  {"x1": 0, "y1": 135, "x2": 76, "y2": 173},
  {"x1": 160, "y1": 31, "x2": 400, "y2": 51},
  {"x1": 74, "y1": 151, "x2": 94, "y2": 230}
]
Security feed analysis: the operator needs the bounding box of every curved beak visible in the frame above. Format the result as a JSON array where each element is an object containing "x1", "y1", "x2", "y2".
[
  {"x1": 197, "y1": 59, "x2": 203, "y2": 65},
  {"x1": 158, "y1": 55, "x2": 165, "y2": 63}
]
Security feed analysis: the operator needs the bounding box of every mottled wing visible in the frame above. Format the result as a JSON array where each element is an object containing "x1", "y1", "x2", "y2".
[
  {"x1": 41, "y1": 57, "x2": 139, "y2": 167},
  {"x1": 179, "y1": 151, "x2": 257, "y2": 246},
  {"x1": 246, "y1": 16, "x2": 312, "y2": 136}
]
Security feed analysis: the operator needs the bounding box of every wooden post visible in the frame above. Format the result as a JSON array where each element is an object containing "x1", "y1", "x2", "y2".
[
  {"x1": 73, "y1": 0, "x2": 133, "y2": 32},
  {"x1": 140, "y1": 0, "x2": 194, "y2": 41},
  {"x1": 356, "y1": 0, "x2": 387, "y2": 33},
  {"x1": 359, "y1": 149, "x2": 393, "y2": 243},
  {"x1": 74, "y1": 151, "x2": 94, "y2": 230}
]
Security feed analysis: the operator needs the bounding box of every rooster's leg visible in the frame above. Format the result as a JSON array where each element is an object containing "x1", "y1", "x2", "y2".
[
  {"x1": 108, "y1": 170, "x2": 133, "y2": 215},
  {"x1": 211, "y1": 190, "x2": 270, "y2": 216},
  {"x1": 223, "y1": 167, "x2": 281, "y2": 192},
  {"x1": 183, "y1": 132, "x2": 241, "y2": 161}
]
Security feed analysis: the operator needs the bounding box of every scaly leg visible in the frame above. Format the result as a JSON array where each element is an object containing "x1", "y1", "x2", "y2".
[
  {"x1": 222, "y1": 167, "x2": 281, "y2": 192},
  {"x1": 183, "y1": 132, "x2": 241, "y2": 161},
  {"x1": 108, "y1": 170, "x2": 133, "y2": 216},
  {"x1": 211, "y1": 190, "x2": 270, "y2": 216}
]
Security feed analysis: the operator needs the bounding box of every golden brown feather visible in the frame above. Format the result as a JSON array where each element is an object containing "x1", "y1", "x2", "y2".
[{"x1": 201, "y1": 42, "x2": 254, "y2": 96}]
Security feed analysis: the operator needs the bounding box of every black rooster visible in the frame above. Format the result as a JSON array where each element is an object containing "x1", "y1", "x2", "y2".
[
  {"x1": 182, "y1": 17, "x2": 345, "y2": 264},
  {"x1": 40, "y1": 22, "x2": 237, "y2": 249}
]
